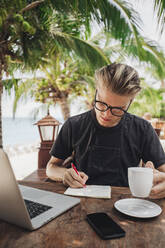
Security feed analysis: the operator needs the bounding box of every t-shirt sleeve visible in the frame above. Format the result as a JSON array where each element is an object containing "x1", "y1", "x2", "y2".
[
  {"x1": 142, "y1": 122, "x2": 165, "y2": 168},
  {"x1": 50, "y1": 119, "x2": 73, "y2": 160}
]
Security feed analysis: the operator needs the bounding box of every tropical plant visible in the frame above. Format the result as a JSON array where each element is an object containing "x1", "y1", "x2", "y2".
[
  {"x1": 1, "y1": 0, "x2": 145, "y2": 147},
  {"x1": 153, "y1": 0, "x2": 165, "y2": 33},
  {"x1": 90, "y1": 30, "x2": 165, "y2": 77},
  {"x1": 78, "y1": 31, "x2": 165, "y2": 111},
  {"x1": 12, "y1": 24, "x2": 165, "y2": 121},
  {"x1": 129, "y1": 80, "x2": 165, "y2": 118},
  {"x1": 12, "y1": 52, "x2": 98, "y2": 120},
  {"x1": 0, "y1": 0, "x2": 49, "y2": 148}
]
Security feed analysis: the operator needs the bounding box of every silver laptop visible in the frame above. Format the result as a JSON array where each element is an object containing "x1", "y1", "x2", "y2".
[{"x1": 0, "y1": 149, "x2": 80, "y2": 230}]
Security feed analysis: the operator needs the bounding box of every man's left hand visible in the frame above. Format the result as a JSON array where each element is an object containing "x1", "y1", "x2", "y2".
[{"x1": 145, "y1": 161, "x2": 165, "y2": 199}]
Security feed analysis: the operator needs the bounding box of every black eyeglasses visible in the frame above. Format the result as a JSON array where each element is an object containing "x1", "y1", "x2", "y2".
[{"x1": 94, "y1": 90, "x2": 131, "y2": 117}]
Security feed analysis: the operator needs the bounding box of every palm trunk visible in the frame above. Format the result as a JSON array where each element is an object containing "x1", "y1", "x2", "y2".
[{"x1": 59, "y1": 96, "x2": 70, "y2": 121}]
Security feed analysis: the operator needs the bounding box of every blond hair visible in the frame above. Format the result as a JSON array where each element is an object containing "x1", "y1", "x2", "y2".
[{"x1": 95, "y1": 63, "x2": 141, "y2": 95}]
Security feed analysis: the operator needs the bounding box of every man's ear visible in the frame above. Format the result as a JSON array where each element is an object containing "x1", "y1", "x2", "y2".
[{"x1": 130, "y1": 93, "x2": 137, "y2": 103}]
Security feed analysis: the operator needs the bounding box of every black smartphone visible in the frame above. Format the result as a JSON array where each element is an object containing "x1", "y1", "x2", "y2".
[{"x1": 86, "y1": 212, "x2": 125, "y2": 240}]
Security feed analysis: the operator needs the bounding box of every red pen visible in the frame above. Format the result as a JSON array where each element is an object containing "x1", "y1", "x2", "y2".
[
  {"x1": 71, "y1": 163, "x2": 80, "y2": 176},
  {"x1": 71, "y1": 163, "x2": 86, "y2": 187}
]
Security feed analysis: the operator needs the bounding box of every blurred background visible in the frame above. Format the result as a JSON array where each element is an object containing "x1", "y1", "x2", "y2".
[{"x1": 1, "y1": 0, "x2": 165, "y2": 178}]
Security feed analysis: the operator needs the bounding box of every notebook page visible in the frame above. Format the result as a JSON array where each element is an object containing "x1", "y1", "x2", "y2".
[{"x1": 64, "y1": 185, "x2": 111, "y2": 199}]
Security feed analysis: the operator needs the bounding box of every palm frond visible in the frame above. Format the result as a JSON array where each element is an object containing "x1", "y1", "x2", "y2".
[
  {"x1": 90, "y1": 30, "x2": 165, "y2": 79},
  {"x1": 154, "y1": 0, "x2": 165, "y2": 33},
  {"x1": 13, "y1": 79, "x2": 35, "y2": 116},
  {"x1": 111, "y1": 0, "x2": 142, "y2": 49},
  {"x1": 51, "y1": 30, "x2": 110, "y2": 70},
  {"x1": 140, "y1": 38, "x2": 165, "y2": 78},
  {"x1": 121, "y1": 36, "x2": 165, "y2": 79},
  {"x1": 49, "y1": 0, "x2": 143, "y2": 44}
]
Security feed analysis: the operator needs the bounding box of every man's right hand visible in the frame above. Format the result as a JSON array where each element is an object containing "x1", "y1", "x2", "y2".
[{"x1": 63, "y1": 168, "x2": 88, "y2": 188}]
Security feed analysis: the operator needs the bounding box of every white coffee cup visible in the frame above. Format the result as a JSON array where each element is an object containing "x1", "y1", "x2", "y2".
[{"x1": 128, "y1": 167, "x2": 153, "y2": 198}]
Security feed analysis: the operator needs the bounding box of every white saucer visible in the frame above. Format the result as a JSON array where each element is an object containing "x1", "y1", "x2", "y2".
[{"x1": 114, "y1": 198, "x2": 162, "y2": 218}]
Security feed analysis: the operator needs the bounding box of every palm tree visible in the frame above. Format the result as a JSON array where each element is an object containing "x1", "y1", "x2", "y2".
[
  {"x1": 0, "y1": 0, "x2": 49, "y2": 148},
  {"x1": 12, "y1": 52, "x2": 100, "y2": 120},
  {"x1": 1, "y1": 0, "x2": 145, "y2": 147},
  {"x1": 12, "y1": 28, "x2": 165, "y2": 121}
]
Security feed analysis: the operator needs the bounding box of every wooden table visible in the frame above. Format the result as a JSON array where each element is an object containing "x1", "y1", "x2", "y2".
[{"x1": 0, "y1": 169, "x2": 165, "y2": 248}]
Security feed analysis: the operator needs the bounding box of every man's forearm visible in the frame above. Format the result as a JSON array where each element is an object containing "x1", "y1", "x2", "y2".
[{"x1": 46, "y1": 162, "x2": 67, "y2": 182}]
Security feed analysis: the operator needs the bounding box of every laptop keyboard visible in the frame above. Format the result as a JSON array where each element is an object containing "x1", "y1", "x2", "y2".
[{"x1": 24, "y1": 199, "x2": 52, "y2": 219}]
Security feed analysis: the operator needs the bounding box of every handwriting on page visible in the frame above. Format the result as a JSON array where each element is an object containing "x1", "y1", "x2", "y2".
[{"x1": 64, "y1": 185, "x2": 111, "y2": 199}]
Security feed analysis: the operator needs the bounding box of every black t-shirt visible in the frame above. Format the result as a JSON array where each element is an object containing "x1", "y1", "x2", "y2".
[{"x1": 50, "y1": 110, "x2": 165, "y2": 186}]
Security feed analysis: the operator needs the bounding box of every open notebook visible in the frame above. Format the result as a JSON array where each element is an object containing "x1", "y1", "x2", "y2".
[{"x1": 64, "y1": 185, "x2": 111, "y2": 199}]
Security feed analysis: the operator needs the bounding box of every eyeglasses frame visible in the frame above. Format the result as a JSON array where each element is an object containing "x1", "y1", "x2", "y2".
[{"x1": 94, "y1": 90, "x2": 132, "y2": 117}]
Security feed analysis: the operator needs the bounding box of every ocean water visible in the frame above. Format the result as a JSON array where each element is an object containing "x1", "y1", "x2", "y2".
[
  {"x1": 2, "y1": 98, "x2": 85, "y2": 147},
  {"x1": 2, "y1": 118, "x2": 42, "y2": 147}
]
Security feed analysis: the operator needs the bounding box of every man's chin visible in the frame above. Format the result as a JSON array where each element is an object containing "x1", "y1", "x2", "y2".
[
  {"x1": 98, "y1": 117, "x2": 120, "y2": 127},
  {"x1": 99, "y1": 119, "x2": 114, "y2": 127}
]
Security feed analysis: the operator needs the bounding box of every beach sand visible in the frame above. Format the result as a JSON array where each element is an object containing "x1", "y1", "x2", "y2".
[{"x1": 4, "y1": 143, "x2": 39, "y2": 180}]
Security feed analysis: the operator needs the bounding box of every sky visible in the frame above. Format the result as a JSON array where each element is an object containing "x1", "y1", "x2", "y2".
[
  {"x1": 2, "y1": 0, "x2": 165, "y2": 118},
  {"x1": 134, "y1": 0, "x2": 165, "y2": 48}
]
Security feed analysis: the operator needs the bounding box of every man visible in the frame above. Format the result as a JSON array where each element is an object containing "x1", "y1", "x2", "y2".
[{"x1": 46, "y1": 63, "x2": 165, "y2": 199}]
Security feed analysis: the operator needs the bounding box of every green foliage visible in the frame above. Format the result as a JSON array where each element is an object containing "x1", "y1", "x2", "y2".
[
  {"x1": 1, "y1": 0, "x2": 165, "y2": 121},
  {"x1": 51, "y1": 32, "x2": 109, "y2": 70},
  {"x1": 90, "y1": 31, "x2": 165, "y2": 83},
  {"x1": 154, "y1": 0, "x2": 165, "y2": 33},
  {"x1": 48, "y1": 11, "x2": 88, "y2": 38},
  {"x1": 129, "y1": 82, "x2": 165, "y2": 118},
  {"x1": 160, "y1": 102, "x2": 165, "y2": 118},
  {"x1": 0, "y1": 0, "x2": 142, "y2": 69},
  {"x1": 14, "y1": 14, "x2": 24, "y2": 23},
  {"x1": 12, "y1": 51, "x2": 96, "y2": 118},
  {"x1": 2, "y1": 78, "x2": 19, "y2": 94},
  {"x1": 47, "y1": 0, "x2": 140, "y2": 42}
]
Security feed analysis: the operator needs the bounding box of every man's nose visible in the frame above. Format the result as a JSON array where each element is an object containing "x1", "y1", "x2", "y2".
[{"x1": 102, "y1": 108, "x2": 113, "y2": 118}]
